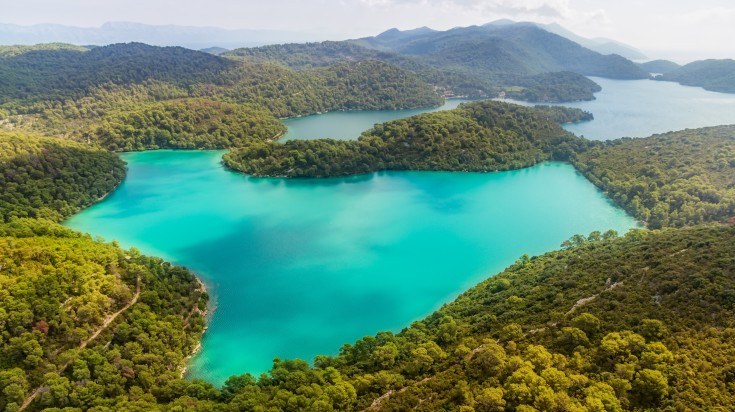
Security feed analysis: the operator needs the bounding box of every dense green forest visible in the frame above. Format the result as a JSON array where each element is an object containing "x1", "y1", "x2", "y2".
[
  {"x1": 212, "y1": 60, "x2": 444, "y2": 118},
  {"x1": 658, "y1": 59, "x2": 735, "y2": 93},
  {"x1": 223, "y1": 100, "x2": 586, "y2": 177},
  {"x1": 0, "y1": 132, "x2": 125, "y2": 222},
  {"x1": 0, "y1": 43, "x2": 233, "y2": 102},
  {"x1": 225, "y1": 35, "x2": 610, "y2": 103},
  {"x1": 573, "y1": 126, "x2": 735, "y2": 229},
  {"x1": 0, "y1": 219, "x2": 207, "y2": 412},
  {"x1": 502, "y1": 72, "x2": 602, "y2": 102},
  {"x1": 532, "y1": 105, "x2": 594, "y2": 124},
  {"x1": 1, "y1": 33, "x2": 734, "y2": 412},
  {"x1": 88, "y1": 99, "x2": 285, "y2": 151},
  {"x1": 0, "y1": 43, "x2": 89, "y2": 58},
  {"x1": 0, "y1": 43, "x2": 443, "y2": 138},
  {"x1": 5, "y1": 221, "x2": 734, "y2": 410}
]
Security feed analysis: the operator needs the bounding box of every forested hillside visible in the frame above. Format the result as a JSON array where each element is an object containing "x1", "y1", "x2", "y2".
[
  {"x1": 0, "y1": 219, "x2": 207, "y2": 412},
  {"x1": 0, "y1": 132, "x2": 125, "y2": 222},
  {"x1": 0, "y1": 43, "x2": 443, "y2": 139},
  {"x1": 88, "y1": 99, "x2": 286, "y2": 151},
  {"x1": 7, "y1": 222, "x2": 733, "y2": 411},
  {"x1": 0, "y1": 27, "x2": 733, "y2": 412},
  {"x1": 658, "y1": 59, "x2": 735, "y2": 93},
  {"x1": 232, "y1": 38, "x2": 603, "y2": 104},
  {"x1": 573, "y1": 126, "x2": 735, "y2": 228},
  {"x1": 637, "y1": 59, "x2": 680, "y2": 75},
  {"x1": 223, "y1": 101, "x2": 587, "y2": 177},
  {"x1": 224, "y1": 23, "x2": 636, "y2": 103},
  {"x1": 353, "y1": 23, "x2": 649, "y2": 80},
  {"x1": 0, "y1": 43, "x2": 233, "y2": 102},
  {"x1": 501, "y1": 71, "x2": 602, "y2": 102}
]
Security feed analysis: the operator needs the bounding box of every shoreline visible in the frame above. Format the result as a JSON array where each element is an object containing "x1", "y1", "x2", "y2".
[{"x1": 179, "y1": 276, "x2": 212, "y2": 378}]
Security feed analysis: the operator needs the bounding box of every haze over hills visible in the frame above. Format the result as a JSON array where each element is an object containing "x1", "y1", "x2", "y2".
[
  {"x1": 0, "y1": 19, "x2": 646, "y2": 61},
  {"x1": 2, "y1": 10, "x2": 735, "y2": 410},
  {"x1": 0, "y1": 21, "x2": 328, "y2": 50},
  {"x1": 226, "y1": 21, "x2": 648, "y2": 103},
  {"x1": 483, "y1": 19, "x2": 648, "y2": 61},
  {"x1": 658, "y1": 59, "x2": 735, "y2": 94},
  {"x1": 637, "y1": 59, "x2": 682, "y2": 75},
  {"x1": 351, "y1": 23, "x2": 649, "y2": 80}
]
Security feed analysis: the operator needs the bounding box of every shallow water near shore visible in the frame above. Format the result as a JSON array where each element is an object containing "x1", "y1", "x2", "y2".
[{"x1": 65, "y1": 151, "x2": 638, "y2": 384}]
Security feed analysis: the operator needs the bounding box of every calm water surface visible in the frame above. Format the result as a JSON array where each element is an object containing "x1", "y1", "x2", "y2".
[
  {"x1": 66, "y1": 151, "x2": 638, "y2": 384},
  {"x1": 510, "y1": 77, "x2": 735, "y2": 140},
  {"x1": 282, "y1": 99, "x2": 470, "y2": 140}
]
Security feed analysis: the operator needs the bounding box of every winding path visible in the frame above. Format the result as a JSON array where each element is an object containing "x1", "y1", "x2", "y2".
[{"x1": 18, "y1": 276, "x2": 141, "y2": 411}]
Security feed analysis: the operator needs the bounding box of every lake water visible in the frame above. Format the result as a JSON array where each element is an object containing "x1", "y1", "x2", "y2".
[
  {"x1": 283, "y1": 79, "x2": 735, "y2": 142},
  {"x1": 282, "y1": 99, "x2": 470, "y2": 140},
  {"x1": 508, "y1": 77, "x2": 735, "y2": 140},
  {"x1": 65, "y1": 152, "x2": 638, "y2": 384}
]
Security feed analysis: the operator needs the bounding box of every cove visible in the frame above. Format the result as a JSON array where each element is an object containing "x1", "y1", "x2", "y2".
[
  {"x1": 283, "y1": 79, "x2": 735, "y2": 143},
  {"x1": 65, "y1": 150, "x2": 638, "y2": 385},
  {"x1": 281, "y1": 99, "x2": 470, "y2": 140},
  {"x1": 510, "y1": 77, "x2": 735, "y2": 140}
]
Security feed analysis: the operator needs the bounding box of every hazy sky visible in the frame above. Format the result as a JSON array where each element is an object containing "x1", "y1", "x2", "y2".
[{"x1": 2, "y1": 0, "x2": 733, "y2": 61}]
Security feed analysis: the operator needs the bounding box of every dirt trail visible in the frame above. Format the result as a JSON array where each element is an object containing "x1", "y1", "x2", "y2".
[{"x1": 19, "y1": 276, "x2": 141, "y2": 411}]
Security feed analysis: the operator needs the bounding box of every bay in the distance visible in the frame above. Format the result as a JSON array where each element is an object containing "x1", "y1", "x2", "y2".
[
  {"x1": 65, "y1": 151, "x2": 638, "y2": 384},
  {"x1": 282, "y1": 78, "x2": 735, "y2": 142},
  {"x1": 281, "y1": 99, "x2": 470, "y2": 141},
  {"x1": 514, "y1": 77, "x2": 735, "y2": 140}
]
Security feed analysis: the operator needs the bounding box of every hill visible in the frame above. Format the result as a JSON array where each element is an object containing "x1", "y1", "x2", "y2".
[
  {"x1": 484, "y1": 20, "x2": 648, "y2": 61},
  {"x1": 0, "y1": 219, "x2": 207, "y2": 412},
  {"x1": 225, "y1": 22, "x2": 646, "y2": 103},
  {"x1": 0, "y1": 43, "x2": 90, "y2": 57},
  {"x1": 0, "y1": 131, "x2": 125, "y2": 222},
  {"x1": 0, "y1": 43, "x2": 443, "y2": 137},
  {"x1": 88, "y1": 99, "x2": 286, "y2": 151},
  {"x1": 354, "y1": 23, "x2": 649, "y2": 80},
  {"x1": 0, "y1": 21, "x2": 324, "y2": 50},
  {"x1": 0, "y1": 102, "x2": 733, "y2": 411},
  {"x1": 6, "y1": 220, "x2": 733, "y2": 410},
  {"x1": 637, "y1": 59, "x2": 681, "y2": 74},
  {"x1": 0, "y1": 42, "x2": 234, "y2": 102},
  {"x1": 573, "y1": 125, "x2": 735, "y2": 228},
  {"x1": 658, "y1": 59, "x2": 735, "y2": 93},
  {"x1": 539, "y1": 22, "x2": 647, "y2": 60},
  {"x1": 222, "y1": 100, "x2": 587, "y2": 177},
  {"x1": 200, "y1": 47, "x2": 229, "y2": 55}
]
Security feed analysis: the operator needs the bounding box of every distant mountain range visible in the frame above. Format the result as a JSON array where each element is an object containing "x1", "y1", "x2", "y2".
[
  {"x1": 0, "y1": 21, "x2": 326, "y2": 49},
  {"x1": 350, "y1": 23, "x2": 648, "y2": 80},
  {"x1": 637, "y1": 59, "x2": 682, "y2": 74},
  {"x1": 0, "y1": 20, "x2": 646, "y2": 61},
  {"x1": 484, "y1": 19, "x2": 648, "y2": 61},
  {"x1": 224, "y1": 22, "x2": 652, "y2": 103},
  {"x1": 658, "y1": 59, "x2": 735, "y2": 93}
]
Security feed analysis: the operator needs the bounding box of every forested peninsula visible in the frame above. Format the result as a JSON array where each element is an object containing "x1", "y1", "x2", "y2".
[
  {"x1": 657, "y1": 59, "x2": 735, "y2": 94},
  {"x1": 1, "y1": 37, "x2": 735, "y2": 411},
  {"x1": 223, "y1": 101, "x2": 589, "y2": 177}
]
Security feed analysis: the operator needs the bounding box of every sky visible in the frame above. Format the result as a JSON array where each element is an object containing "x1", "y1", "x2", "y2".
[{"x1": 2, "y1": 0, "x2": 733, "y2": 62}]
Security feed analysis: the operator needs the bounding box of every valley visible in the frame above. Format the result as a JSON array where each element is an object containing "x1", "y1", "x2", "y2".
[{"x1": 1, "y1": 18, "x2": 734, "y2": 411}]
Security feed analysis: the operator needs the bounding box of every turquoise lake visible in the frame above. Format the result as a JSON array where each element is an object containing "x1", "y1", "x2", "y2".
[
  {"x1": 63, "y1": 77, "x2": 732, "y2": 385},
  {"x1": 66, "y1": 152, "x2": 638, "y2": 384}
]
